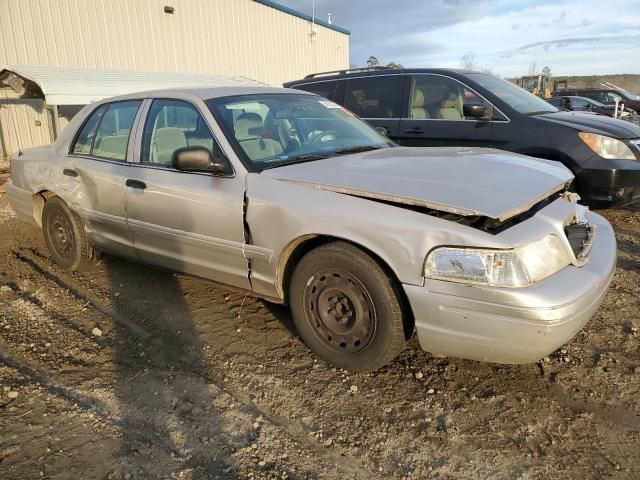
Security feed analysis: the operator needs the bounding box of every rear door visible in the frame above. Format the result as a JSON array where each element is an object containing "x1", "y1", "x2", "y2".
[
  {"x1": 66, "y1": 100, "x2": 142, "y2": 258},
  {"x1": 396, "y1": 74, "x2": 499, "y2": 147},
  {"x1": 336, "y1": 74, "x2": 405, "y2": 138},
  {"x1": 124, "y1": 98, "x2": 250, "y2": 289}
]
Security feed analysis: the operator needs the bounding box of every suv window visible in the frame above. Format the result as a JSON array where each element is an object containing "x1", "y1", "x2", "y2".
[
  {"x1": 344, "y1": 75, "x2": 404, "y2": 119},
  {"x1": 578, "y1": 91, "x2": 599, "y2": 102},
  {"x1": 571, "y1": 97, "x2": 590, "y2": 108},
  {"x1": 71, "y1": 105, "x2": 108, "y2": 154},
  {"x1": 142, "y1": 99, "x2": 222, "y2": 166},
  {"x1": 409, "y1": 75, "x2": 499, "y2": 121},
  {"x1": 546, "y1": 98, "x2": 564, "y2": 108},
  {"x1": 292, "y1": 80, "x2": 337, "y2": 100},
  {"x1": 93, "y1": 101, "x2": 142, "y2": 160},
  {"x1": 603, "y1": 91, "x2": 623, "y2": 103}
]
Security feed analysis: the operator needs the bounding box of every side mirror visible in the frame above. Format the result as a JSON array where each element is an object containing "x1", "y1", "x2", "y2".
[
  {"x1": 375, "y1": 126, "x2": 388, "y2": 137},
  {"x1": 172, "y1": 147, "x2": 233, "y2": 176},
  {"x1": 463, "y1": 104, "x2": 489, "y2": 120}
]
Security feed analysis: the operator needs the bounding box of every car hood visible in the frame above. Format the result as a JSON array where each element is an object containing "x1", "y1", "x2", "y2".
[
  {"x1": 534, "y1": 111, "x2": 640, "y2": 138},
  {"x1": 260, "y1": 147, "x2": 573, "y2": 222}
]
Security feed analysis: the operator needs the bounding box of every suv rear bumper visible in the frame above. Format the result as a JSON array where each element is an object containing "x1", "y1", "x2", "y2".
[{"x1": 403, "y1": 211, "x2": 616, "y2": 364}]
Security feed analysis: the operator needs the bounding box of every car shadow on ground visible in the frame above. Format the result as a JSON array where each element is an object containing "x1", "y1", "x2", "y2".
[{"x1": 102, "y1": 253, "x2": 245, "y2": 479}]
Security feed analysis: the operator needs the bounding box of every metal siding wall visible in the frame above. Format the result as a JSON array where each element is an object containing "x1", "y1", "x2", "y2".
[
  {"x1": 0, "y1": 100, "x2": 53, "y2": 157},
  {"x1": 0, "y1": 0, "x2": 349, "y2": 86}
]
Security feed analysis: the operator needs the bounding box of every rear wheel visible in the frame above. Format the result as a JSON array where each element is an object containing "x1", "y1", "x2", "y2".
[
  {"x1": 290, "y1": 241, "x2": 408, "y2": 372},
  {"x1": 42, "y1": 196, "x2": 96, "y2": 271}
]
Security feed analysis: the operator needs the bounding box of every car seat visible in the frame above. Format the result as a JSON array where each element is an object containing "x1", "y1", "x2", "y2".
[
  {"x1": 411, "y1": 89, "x2": 428, "y2": 119},
  {"x1": 438, "y1": 93, "x2": 464, "y2": 120},
  {"x1": 153, "y1": 127, "x2": 187, "y2": 165},
  {"x1": 235, "y1": 112, "x2": 283, "y2": 161}
]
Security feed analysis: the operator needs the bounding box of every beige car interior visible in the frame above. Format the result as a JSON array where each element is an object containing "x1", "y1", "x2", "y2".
[
  {"x1": 410, "y1": 81, "x2": 464, "y2": 120},
  {"x1": 411, "y1": 89, "x2": 427, "y2": 119},
  {"x1": 147, "y1": 107, "x2": 217, "y2": 165},
  {"x1": 234, "y1": 112, "x2": 284, "y2": 161},
  {"x1": 93, "y1": 134, "x2": 130, "y2": 159}
]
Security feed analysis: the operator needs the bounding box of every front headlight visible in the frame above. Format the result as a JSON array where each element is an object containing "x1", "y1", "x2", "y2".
[
  {"x1": 578, "y1": 132, "x2": 636, "y2": 160},
  {"x1": 425, "y1": 235, "x2": 572, "y2": 287}
]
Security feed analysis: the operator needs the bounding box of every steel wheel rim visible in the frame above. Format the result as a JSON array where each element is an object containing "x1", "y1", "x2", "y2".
[
  {"x1": 47, "y1": 211, "x2": 75, "y2": 260},
  {"x1": 303, "y1": 269, "x2": 376, "y2": 354}
]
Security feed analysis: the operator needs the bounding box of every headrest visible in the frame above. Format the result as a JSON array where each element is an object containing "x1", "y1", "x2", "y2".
[
  {"x1": 411, "y1": 89, "x2": 425, "y2": 108},
  {"x1": 235, "y1": 112, "x2": 263, "y2": 140}
]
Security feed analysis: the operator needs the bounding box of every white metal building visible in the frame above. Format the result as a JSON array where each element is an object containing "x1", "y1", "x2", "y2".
[{"x1": 0, "y1": 0, "x2": 350, "y2": 160}]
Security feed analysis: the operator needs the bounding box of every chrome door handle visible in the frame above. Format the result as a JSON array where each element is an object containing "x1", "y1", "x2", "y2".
[
  {"x1": 126, "y1": 179, "x2": 147, "y2": 190},
  {"x1": 403, "y1": 129, "x2": 424, "y2": 135}
]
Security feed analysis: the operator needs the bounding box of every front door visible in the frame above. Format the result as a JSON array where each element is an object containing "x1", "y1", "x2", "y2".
[
  {"x1": 124, "y1": 98, "x2": 250, "y2": 289},
  {"x1": 396, "y1": 74, "x2": 497, "y2": 148},
  {"x1": 65, "y1": 100, "x2": 142, "y2": 258}
]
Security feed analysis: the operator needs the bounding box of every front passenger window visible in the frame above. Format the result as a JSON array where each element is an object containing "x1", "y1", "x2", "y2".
[{"x1": 142, "y1": 100, "x2": 222, "y2": 167}]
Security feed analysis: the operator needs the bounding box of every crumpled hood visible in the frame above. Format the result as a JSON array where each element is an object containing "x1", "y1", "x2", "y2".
[
  {"x1": 534, "y1": 111, "x2": 640, "y2": 138},
  {"x1": 260, "y1": 147, "x2": 574, "y2": 222}
]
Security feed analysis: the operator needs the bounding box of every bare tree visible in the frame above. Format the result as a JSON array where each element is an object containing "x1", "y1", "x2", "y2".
[
  {"x1": 386, "y1": 61, "x2": 404, "y2": 69},
  {"x1": 366, "y1": 56, "x2": 380, "y2": 68},
  {"x1": 542, "y1": 66, "x2": 552, "y2": 77},
  {"x1": 460, "y1": 53, "x2": 479, "y2": 70},
  {"x1": 528, "y1": 61, "x2": 538, "y2": 75}
]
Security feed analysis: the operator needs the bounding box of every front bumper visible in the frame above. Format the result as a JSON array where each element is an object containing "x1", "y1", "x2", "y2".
[
  {"x1": 575, "y1": 156, "x2": 640, "y2": 208},
  {"x1": 403, "y1": 212, "x2": 616, "y2": 364}
]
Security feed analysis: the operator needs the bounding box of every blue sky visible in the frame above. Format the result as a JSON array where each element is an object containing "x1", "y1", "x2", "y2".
[{"x1": 276, "y1": 0, "x2": 640, "y2": 77}]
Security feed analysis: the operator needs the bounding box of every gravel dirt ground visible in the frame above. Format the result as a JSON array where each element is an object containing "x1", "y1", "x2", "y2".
[{"x1": 0, "y1": 193, "x2": 639, "y2": 480}]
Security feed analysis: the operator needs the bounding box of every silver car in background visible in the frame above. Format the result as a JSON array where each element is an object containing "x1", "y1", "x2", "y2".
[{"x1": 6, "y1": 86, "x2": 616, "y2": 371}]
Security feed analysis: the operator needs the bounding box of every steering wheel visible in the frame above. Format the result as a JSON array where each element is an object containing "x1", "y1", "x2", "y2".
[{"x1": 309, "y1": 130, "x2": 339, "y2": 144}]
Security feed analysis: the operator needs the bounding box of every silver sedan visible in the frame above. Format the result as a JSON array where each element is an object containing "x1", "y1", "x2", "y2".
[{"x1": 6, "y1": 86, "x2": 616, "y2": 371}]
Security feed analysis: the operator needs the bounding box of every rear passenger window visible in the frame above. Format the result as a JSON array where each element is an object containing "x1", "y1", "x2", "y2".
[
  {"x1": 344, "y1": 76, "x2": 404, "y2": 119},
  {"x1": 92, "y1": 101, "x2": 142, "y2": 160},
  {"x1": 71, "y1": 105, "x2": 107, "y2": 154},
  {"x1": 292, "y1": 80, "x2": 337, "y2": 100},
  {"x1": 141, "y1": 99, "x2": 222, "y2": 167}
]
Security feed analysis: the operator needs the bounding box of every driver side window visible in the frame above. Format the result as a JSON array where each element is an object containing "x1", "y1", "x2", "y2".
[{"x1": 141, "y1": 99, "x2": 222, "y2": 167}]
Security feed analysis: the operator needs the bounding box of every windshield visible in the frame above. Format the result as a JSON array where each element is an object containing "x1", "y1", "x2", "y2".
[
  {"x1": 622, "y1": 89, "x2": 639, "y2": 101},
  {"x1": 467, "y1": 73, "x2": 559, "y2": 115},
  {"x1": 207, "y1": 93, "x2": 394, "y2": 172}
]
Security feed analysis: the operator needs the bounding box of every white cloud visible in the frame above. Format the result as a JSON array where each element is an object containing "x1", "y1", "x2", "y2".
[
  {"x1": 395, "y1": 0, "x2": 640, "y2": 76},
  {"x1": 276, "y1": 0, "x2": 640, "y2": 76}
]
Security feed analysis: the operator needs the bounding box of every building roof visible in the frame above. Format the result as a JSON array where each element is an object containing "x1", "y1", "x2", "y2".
[
  {"x1": 253, "y1": 0, "x2": 350, "y2": 35},
  {"x1": 0, "y1": 66, "x2": 265, "y2": 105}
]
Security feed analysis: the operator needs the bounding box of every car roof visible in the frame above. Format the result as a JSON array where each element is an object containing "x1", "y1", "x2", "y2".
[
  {"x1": 284, "y1": 67, "x2": 487, "y2": 85},
  {"x1": 91, "y1": 86, "x2": 313, "y2": 104}
]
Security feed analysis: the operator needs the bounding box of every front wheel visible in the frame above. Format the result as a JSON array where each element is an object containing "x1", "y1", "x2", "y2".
[
  {"x1": 289, "y1": 241, "x2": 408, "y2": 372},
  {"x1": 42, "y1": 196, "x2": 96, "y2": 271}
]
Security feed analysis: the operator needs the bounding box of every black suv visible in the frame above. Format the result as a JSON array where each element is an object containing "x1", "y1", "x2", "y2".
[
  {"x1": 554, "y1": 88, "x2": 640, "y2": 113},
  {"x1": 285, "y1": 68, "x2": 640, "y2": 207}
]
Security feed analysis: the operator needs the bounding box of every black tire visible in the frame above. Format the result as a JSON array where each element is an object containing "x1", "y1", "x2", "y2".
[
  {"x1": 42, "y1": 196, "x2": 96, "y2": 271},
  {"x1": 289, "y1": 241, "x2": 407, "y2": 372}
]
